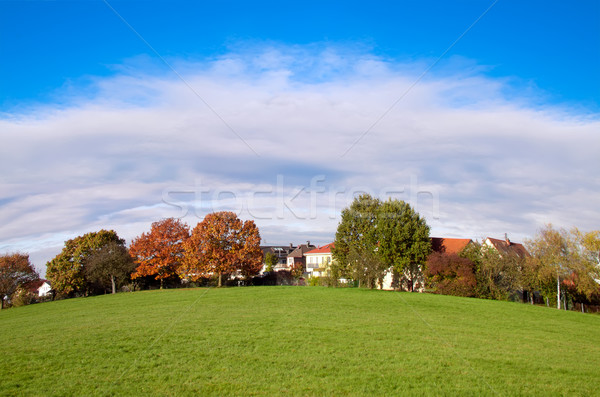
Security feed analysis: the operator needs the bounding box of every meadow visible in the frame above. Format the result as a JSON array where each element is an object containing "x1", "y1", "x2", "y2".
[{"x1": 1, "y1": 287, "x2": 599, "y2": 396}]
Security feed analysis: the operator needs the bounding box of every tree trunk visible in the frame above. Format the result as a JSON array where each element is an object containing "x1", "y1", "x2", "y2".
[
  {"x1": 557, "y1": 273, "x2": 561, "y2": 310},
  {"x1": 160, "y1": 278, "x2": 164, "y2": 290},
  {"x1": 218, "y1": 273, "x2": 222, "y2": 287},
  {"x1": 111, "y1": 275, "x2": 116, "y2": 294}
]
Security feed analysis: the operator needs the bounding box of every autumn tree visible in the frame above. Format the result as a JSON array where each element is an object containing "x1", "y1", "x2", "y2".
[
  {"x1": 520, "y1": 255, "x2": 555, "y2": 305},
  {"x1": 376, "y1": 199, "x2": 431, "y2": 291},
  {"x1": 46, "y1": 230, "x2": 123, "y2": 297},
  {"x1": 237, "y1": 220, "x2": 263, "y2": 279},
  {"x1": 290, "y1": 260, "x2": 304, "y2": 280},
  {"x1": 566, "y1": 228, "x2": 600, "y2": 306},
  {"x1": 0, "y1": 253, "x2": 39, "y2": 309},
  {"x1": 475, "y1": 245, "x2": 522, "y2": 301},
  {"x1": 84, "y1": 241, "x2": 136, "y2": 294},
  {"x1": 524, "y1": 224, "x2": 585, "y2": 308},
  {"x1": 181, "y1": 211, "x2": 262, "y2": 287},
  {"x1": 426, "y1": 252, "x2": 476, "y2": 297},
  {"x1": 130, "y1": 218, "x2": 190, "y2": 289}
]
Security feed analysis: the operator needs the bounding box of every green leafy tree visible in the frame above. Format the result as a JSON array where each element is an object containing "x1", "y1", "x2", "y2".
[
  {"x1": 347, "y1": 246, "x2": 388, "y2": 289},
  {"x1": 84, "y1": 241, "x2": 136, "y2": 294},
  {"x1": 376, "y1": 199, "x2": 431, "y2": 291},
  {"x1": 333, "y1": 196, "x2": 431, "y2": 290},
  {"x1": 46, "y1": 230, "x2": 123, "y2": 297},
  {"x1": 331, "y1": 194, "x2": 381, "y2": 279},
  {"x1": 0, "y1": 253, "x2": 39, "y2": 309},
  {"x1": 264, "y1": 252, "x2": 278, "y2": 273},
  {"x1": 475, "y1": 245, "x2": 521, "y2": 301}
]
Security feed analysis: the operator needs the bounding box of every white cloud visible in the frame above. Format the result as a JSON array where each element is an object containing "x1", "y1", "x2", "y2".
[{"x1": 1, "y1": 44, "x2": 598, "y2": 273}]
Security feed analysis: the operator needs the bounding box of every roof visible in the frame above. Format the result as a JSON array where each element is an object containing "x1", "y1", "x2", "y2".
[
  {"x1": 288, "y1": 244, "x2": 316, "y2": 258},
  {"x1": 261, "y1": 245, "x2": 295, "y2": 256},
  {"x1": 23, "y1": 279, "x2": 49, "y2": 293},
  {"x1": 431, "y1": 237, "x2": 472, "y2": 255},
  {"x1": 486, "y1": 237, "x2": 530, "y2": 258},
  {"x1": 305, "y1": 243, "x2": 335, "y2": 255}
]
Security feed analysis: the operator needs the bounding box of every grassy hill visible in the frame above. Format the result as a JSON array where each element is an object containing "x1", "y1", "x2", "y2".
[{"x1": 1, "y1": 287, "x2": 599, "y2": 396}]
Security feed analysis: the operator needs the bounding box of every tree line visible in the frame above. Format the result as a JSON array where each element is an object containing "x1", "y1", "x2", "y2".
[
  {"x1": 331, "y1": 194, "x2": 600, "y2": 311},
  {"x1": 40, "y1": 211, "x2": 263, "y2": 299},
  {"x1": 1, "y1": 197, "x2": 599, "y2": 312}
]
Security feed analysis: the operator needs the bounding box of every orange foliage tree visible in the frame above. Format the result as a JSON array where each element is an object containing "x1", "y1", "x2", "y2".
[
  {"x1": 0, "y1": 253, "x2": 39, "y2": 309},
  {"x1": 425, "y1": 252, "x2": 477, "y2": 297},
  {"x1": 181, "y1": 211, "x2": 263, "y2": 287},
  {"x1": 130, "y1": 218, "x2": 190, "y2": 288}
]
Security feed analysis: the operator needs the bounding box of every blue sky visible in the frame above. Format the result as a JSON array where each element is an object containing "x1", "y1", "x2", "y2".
[
  {"x1": 2, "y1": 1, "x2": 598, "y2": 108},
  {"x1": 0, "y1": 0, "x2": 599, "y2": 273}
]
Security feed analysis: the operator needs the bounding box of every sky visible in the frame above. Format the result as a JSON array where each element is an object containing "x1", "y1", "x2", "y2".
[{"x1": 1, "y1": 0, "x2": 599, "y2": 275}]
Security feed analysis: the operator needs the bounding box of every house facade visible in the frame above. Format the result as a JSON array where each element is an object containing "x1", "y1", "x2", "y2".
[
  {"x1": 286, "y1": 242, "x2": 316, "y2": 274},
  {"x1": 24, "y1": 279, "x2": 52, "y2": 297},
  {"x1": 304, "y1": 243, "x2": 334, "y2": 277},
  {"x1": 261, "y1": 244, "x2": 296, "y2": 273}
]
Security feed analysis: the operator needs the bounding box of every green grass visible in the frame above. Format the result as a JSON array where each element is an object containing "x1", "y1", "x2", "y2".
[{"x1": 1, "y1": 287, "x2": 599, "y2": 396}]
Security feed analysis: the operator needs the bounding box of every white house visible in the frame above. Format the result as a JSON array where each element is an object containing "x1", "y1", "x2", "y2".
[
  {"x1": 37, "y1": 281, "x2": 52, "y2": 297},
  {"x1": 304, "y1": 243, "x2": 334, "y2": 277},
  {"x1": 26, "y1": 280, "x2": 52, "y2": 297}
]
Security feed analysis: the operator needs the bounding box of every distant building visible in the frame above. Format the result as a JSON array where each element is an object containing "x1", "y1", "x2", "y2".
[
  {"x1": 380, "y1": 237, "x2": 474, "y2": 291},
  {"x1": 23, "y1": 279, "x2": 52, "y2": 297},
  {"x1": 304, "y1": 243, "x2": 335, "y2": 277},
  {"x1": 260, "y1": 244, "x2": 296, "y2": 273},
  {"x1": 484, "y1": 234, "x2": 529, "y2": 258},
  {"x1": 286, "y1": 242, "x2": 316, "y2": 274},
  {"x1": 430, "y1": 237, "x2": 473, "y2": 255}
]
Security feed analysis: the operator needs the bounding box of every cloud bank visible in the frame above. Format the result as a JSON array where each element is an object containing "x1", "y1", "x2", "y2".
[{"x1": 1, "y1": 44, "x2": 598, "y2": 273}]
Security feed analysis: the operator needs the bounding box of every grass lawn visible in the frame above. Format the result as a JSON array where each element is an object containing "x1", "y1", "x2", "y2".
[{"x1": 1, "y1": 286, "x2": 599, "y2": 396}]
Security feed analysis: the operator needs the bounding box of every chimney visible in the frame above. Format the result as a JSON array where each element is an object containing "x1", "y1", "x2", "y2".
[
  {"x1": 505, "y1": 233, "x2": 510, "y2": 245},
  {"x1": 289, "y1": 243, "x2": 293, "y2": 249}
]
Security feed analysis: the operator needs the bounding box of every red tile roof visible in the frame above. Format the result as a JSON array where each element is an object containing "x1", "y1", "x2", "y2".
[
  {"x1": 305, "y1": 243, "x2": 335, "y2": 255},
  {"x1": 23, "y1": 279, "x2": 48, "y2": 294},
  {"x1": 430, "y1": 238, "x2": 472, "y2": 255},
  {"x1": 486, "y1": 237, "x2": 530, "y2": 258}
]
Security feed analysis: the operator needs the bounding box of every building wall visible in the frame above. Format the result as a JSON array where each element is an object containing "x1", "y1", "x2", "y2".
[{"x1": 38, "y1": 282, "x2": 51, "y2": 297}]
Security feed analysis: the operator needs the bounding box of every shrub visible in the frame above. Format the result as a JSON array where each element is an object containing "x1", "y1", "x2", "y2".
[{"x1": 426, "y1": 252, "x2": 476, "y2": 297}]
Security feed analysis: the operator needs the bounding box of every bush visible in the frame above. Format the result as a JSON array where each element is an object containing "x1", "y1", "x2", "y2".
[
  {"x1": 251, "y1": 271, "x2": 296, "y2": 286},
  {"x1": 426, "y1": 252, "x2": 477, "y2": 297},
  {"x1": 11, "y1": 290, "x2": 37, "y2": 307}
]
